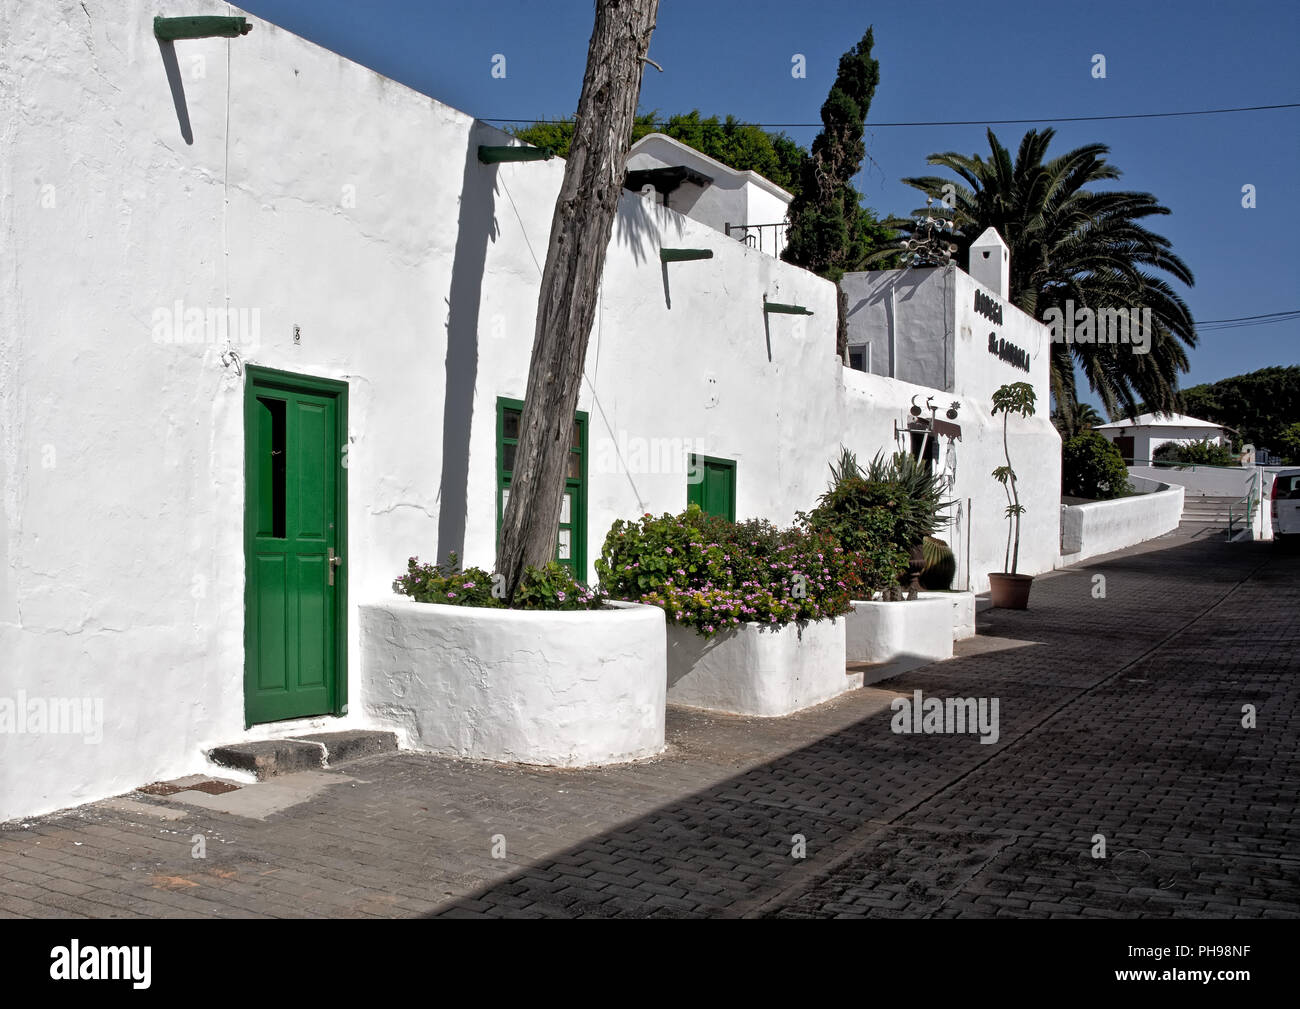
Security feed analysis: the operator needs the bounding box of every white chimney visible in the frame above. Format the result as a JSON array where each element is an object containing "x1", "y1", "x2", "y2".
[{"x1": 969, "y1": 227, "x2": 1010, "y2": 300}]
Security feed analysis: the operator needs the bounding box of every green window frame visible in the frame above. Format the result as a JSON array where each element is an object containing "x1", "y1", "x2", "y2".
[
  {"x1": 687, "y1": 454, "x2": 737, "y2": 521},
  {"x1": 496, "y1": 397, "x2": 588, "y2": 582}
]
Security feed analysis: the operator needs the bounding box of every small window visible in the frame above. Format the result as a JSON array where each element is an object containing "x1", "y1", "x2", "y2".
[
  {"x1": 848, "y1": 349, "x2": 865, "y2": 372},
  {"x1": 256, "y1": 396, "x2": 287, "y2": 539},
  {"x1": 687, "y1": 455, "x2": 737, "y2": 521}
]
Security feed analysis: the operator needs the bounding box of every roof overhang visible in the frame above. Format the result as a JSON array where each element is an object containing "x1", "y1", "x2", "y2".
[{"x1": 624, "y1": 165, "x2": 713, "y2": 198}]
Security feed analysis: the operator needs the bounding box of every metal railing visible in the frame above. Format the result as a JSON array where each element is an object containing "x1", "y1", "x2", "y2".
[
  {"x1": 724, "y1": 221, "x2": 787, "y2": 257},
  {"x1": 1227, "y1": 470, "x2": 1260, "y2": 540},
  {"x1": 1130, "y1": 457, "x2": 1251, "y2": 472}
]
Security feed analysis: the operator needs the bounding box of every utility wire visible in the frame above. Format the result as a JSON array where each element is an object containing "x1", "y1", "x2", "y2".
[
  {"x1": 1197, "y1": 310, "x2": 1299, "y2": 324},
  {"x1": 483, "y1": 101, "x2": 1300, "y2": 130},
  {"x1": 1197, "y1": 309, "x2": 1300, "y2": 332}
]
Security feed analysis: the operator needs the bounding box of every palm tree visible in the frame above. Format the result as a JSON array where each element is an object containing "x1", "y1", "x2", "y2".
[
  {"x1": 869, "y1": 128, "x2": 1195, "y2": 423},
  {"x1": 1052, "y1": 401, "x2": 1104, "y2": 439}
]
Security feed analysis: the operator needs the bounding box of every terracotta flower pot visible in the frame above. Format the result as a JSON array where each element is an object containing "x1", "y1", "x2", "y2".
[{"x1": 988, "y1": 572, "x2": 1033, "y2": 609}]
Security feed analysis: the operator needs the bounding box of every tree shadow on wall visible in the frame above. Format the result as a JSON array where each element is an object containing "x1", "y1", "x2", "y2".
[{"x1": 436, "y1": 124, "x2": 501, "y2": 566}]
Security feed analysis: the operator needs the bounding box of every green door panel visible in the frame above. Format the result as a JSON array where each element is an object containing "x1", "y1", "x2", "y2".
[
  {"x1": 245, "y1": 370, "x2": 347, "y2": 726},
  {"x1": 688, "y1": 455, "x2": 736, "y2": 521}
]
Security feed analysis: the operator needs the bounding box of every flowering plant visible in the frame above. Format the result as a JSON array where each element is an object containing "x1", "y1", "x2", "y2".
[
  {"x1": 596, "y1": 507, "x2": 852, "y2": 637},
  {"x1": 393, "y1": 554, "x2": 605, "y2": 611}
]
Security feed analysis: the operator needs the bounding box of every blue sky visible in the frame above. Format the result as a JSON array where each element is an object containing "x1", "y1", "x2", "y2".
[{"x1": 240, "y1": 0, "x2": 1299, "y2": 401}]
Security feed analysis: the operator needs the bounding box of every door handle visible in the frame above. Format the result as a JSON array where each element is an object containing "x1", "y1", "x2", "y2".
[{"x1": 328, "y1": 547, "x2": 343, "y2": 586}]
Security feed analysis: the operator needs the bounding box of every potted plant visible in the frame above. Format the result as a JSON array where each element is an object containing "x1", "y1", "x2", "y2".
[{"x1": 989, "y1": 381, "x2": 1037, "y2": 609}]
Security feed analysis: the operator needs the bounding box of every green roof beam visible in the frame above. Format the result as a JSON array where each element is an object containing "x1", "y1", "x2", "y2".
[
  {"x1": 659, "y1": 248, "x2": 714, "y2": 263},
  {"x1": 763, "y1": 301, "x2": 814, "y2": 316},
  {"x1": 478, "y1": 145, "x2": 555, "y2": 164},
  {"x1": 154, "y1": 16, "x2": 253, "y2": 41}
]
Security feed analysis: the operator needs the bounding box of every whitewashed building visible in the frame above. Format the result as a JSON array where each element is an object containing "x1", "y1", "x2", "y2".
[
  {"x1": 0, "y1": 1, "x2": 1061, "y2": 822},
  {"x1": 1095, "y1": 413, "x2": 1229, "y2": 464},
  {"x1": 626, "y1": 133, "x2": 793, "y2": 258}
]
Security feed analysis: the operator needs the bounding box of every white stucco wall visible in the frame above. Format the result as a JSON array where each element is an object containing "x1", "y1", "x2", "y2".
[
  {"x1": 0, "y1": 0, "x2": 1062, "y2": 821},
  {"x1": 1058, "y1": 480, "x2": 1185, "y2": 565},
  {"x1": 842, "y1": 266, "x2": 952, "y2": 388}
]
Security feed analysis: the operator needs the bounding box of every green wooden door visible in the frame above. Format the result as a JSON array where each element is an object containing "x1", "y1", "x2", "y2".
[
  {"x1": 687, "y1": 455, "x2": 736, "y2": 520},
  {"x1": 245, "y1": 369, "x2": 347, "y2": 726}
]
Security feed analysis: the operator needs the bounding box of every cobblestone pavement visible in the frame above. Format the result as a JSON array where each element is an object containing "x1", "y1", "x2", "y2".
[{"x1": 2, "y1": 530, "x2": 1296, "y2": 918}]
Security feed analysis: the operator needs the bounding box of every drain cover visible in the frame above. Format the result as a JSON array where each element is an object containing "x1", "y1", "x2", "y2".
[
  {"x1": 188, "y1": 780, "x2": 241, "y2": 795},
  {"x1": 137, "y1": 782, "x2": 184, "y2": 796},
  {"x1": 137, "y1": 779, "x2": 241, "y2": 796}
]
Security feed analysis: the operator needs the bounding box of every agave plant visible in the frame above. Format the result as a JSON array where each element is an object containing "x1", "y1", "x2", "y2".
[
  {"x1": 807, "y1": 447, "x2": 952, "y2": 598},
  {"x1": 860, "y1": 449, "x2": 953, "y2": 547}
]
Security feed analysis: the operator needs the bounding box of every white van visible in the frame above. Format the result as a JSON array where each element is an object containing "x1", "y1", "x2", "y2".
[{"x1": 1271, "y1": 469, "x2": 1300, "y2": 543}]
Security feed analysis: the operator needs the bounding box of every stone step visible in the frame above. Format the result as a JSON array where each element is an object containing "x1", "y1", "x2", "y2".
[{"x1": 209, "y1": 730, "x2": 398, "y2": 781}]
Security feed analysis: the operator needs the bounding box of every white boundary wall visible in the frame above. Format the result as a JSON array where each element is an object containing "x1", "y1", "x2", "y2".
[
  {"x1": 1, "y1": 1, "x2": 1058, "y2": 820},
  {"x1": 1058, "y1": 478, "x2": 1185, "y2": 565}
]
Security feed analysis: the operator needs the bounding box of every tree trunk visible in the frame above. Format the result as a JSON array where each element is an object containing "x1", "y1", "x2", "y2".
[
  {"x1": 496, "y1": 0, "x2": 659, "y2": 599},
  {"x1": 835, "y1": 284, "x2": 848, "y2": 362}
]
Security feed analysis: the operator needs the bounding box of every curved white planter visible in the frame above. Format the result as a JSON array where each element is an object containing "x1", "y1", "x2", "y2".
[
  {"x1": 845, "y1": 597, "x2": 953, "y2": 678},
  {"x1": 666, "y1": 618, "x2": 848, "y2": 717},
  {"x1": 359, "y1": 597, "x2": 665, "y2": 766}
]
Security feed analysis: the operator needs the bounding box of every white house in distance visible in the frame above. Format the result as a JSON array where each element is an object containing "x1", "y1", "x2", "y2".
[
  {"x1": 1, "y1": 1, "x2": 1062, "y2": 822},
  {"x1": 625, "y1": 133, "x2": 793, "y2": 258},
  {"x1": 1095, "y1": 413, "x2": 1229, "y2": 464}
]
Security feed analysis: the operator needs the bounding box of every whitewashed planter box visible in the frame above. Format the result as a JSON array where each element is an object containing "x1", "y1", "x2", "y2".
[
  {"x1": 845, "y1": 597, "x2": 953, "y2": 679},
  {"x1": 666, "y1": 617, "x2": 849, "y2": 717},
  {"x1": 917, "y1": 590, "x2": 976, "y2": 640},
  {"x1": 360, "y1": 597, "x2": 665, "y2": 766}
]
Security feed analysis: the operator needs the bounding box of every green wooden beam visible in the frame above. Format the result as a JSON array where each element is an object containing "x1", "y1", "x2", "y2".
[
  {"x1": 659, "y1": 248, "x2": 714, "y2": 263},
  {"x1": 477, "y1": 145, "x2": 554, "y2": 164},
  {"x1": 154, "y1": 16, "x2": 253, "y2": 41},
  {"x1": 763, "y1": 301, "x2": 813, "y2": 315}
]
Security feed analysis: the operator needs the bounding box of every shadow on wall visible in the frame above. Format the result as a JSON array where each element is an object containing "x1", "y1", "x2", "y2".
[
  {"x1": 436, "y1": 123, "x2": 501, "y2": 566},
  {"x1": 615, "y1": 192, "x2": 683, "y2": 269},
  {"x1": 156, "y1": 39, "x2": 193, "y2": 145}
]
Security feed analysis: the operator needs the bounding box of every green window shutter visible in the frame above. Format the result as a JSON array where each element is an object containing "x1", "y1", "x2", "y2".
[{"x1": 496, "y1": 398, "x2": 587, "y2": 582}]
